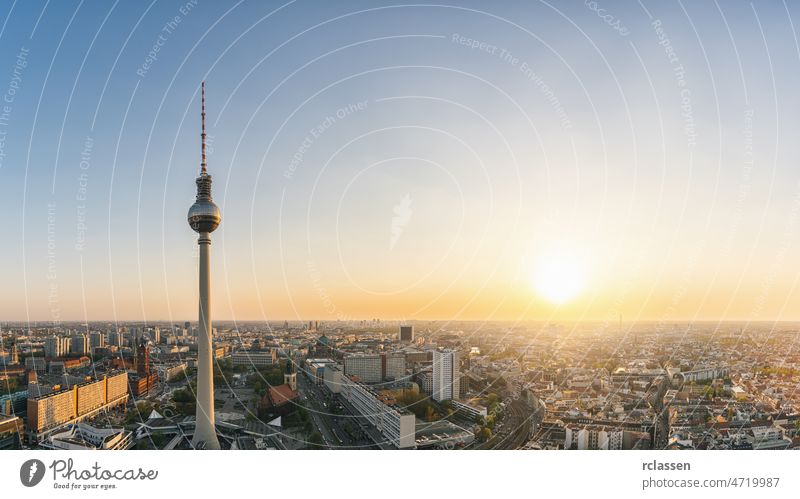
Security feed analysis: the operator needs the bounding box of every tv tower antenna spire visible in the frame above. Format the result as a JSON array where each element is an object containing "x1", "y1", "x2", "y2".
[{"x1": 201, "y1": 81, "x2": 207, "y2": 174}]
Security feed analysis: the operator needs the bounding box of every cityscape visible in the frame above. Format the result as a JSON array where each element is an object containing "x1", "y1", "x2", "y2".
[
  {"x1": 2, "y1": 0, "x2": 800, "y2": 461},
  {"x1": 2, "y1": 319, "x2": 799, "y2": 450}
]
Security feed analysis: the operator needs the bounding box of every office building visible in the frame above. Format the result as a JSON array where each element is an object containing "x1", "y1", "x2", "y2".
[
  {"x1": 230, "y1": 349, "x2": 277, "y2": 367},
  {"x1": 26, "y1": 371, "x2": 129, "y2": 442},
  {"x1": 44, "y1": 336, "x2": 66, "y2": 358},
  {"x1": 385, "y1": 353, "x2": 406, "y2": 381},
  {"x1": 344, "y1": 354, "x2": 383, "y2": 383},
  {"x1": 71, "y1": 335, "x2": 89, "y2": 356},
  {"x1": 89, "y1": 332, "x2": 105, "y2": 352},
  {"x1": 432, "y1": 349, "x2": 460, "y2": 402},
  {"x1": 344, "y1": 352, "x2": 407, "y2": 384},
  {"x1": 108, "y1": 331, "x2": 123, "y2": 347},
  {"x1": 400, "y1": 325, "x2": 414, "y2": 342},
  {"x1": 338, "y1": 373, "x2": 416, "y2": 448},
  {"x1": 416, "y1": 371, "x2": 433, "y2": 394},
  {"x1": 452, "y1": 399, "x2": 488, "y2": 420}
]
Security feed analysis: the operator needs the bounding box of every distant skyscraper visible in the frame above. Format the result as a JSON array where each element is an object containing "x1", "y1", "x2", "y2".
[
  {"x1": 187, "y1": 82, "x2": 221, "y2": 450},
  {"x1": 152, "y1": 327, "x2": 161, "y2": 344},
  {"x1": 400, "y1": 325, "x2": 414, "y2": 342},
  {"x1": 70, "y1": 335, "x2": 88, "y2": 356},
  {"x1": 433, "y1": 349, "x2": 460, "y2": 402},
  {"x1": 108, "y1": 331, "x2": 122, "y2": 347},
  {"x1": 44, "y1": 336, "x2": 63, "y2": 358},
  {"x1": 89, "y1": 332, "x2": 105, "y2": 352}
]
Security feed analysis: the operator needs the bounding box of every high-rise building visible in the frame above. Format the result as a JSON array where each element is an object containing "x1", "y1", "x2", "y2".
[
  {"x1": 108, "y1": 331, "x2": 122, "y2": 348},
  {"x1": 152, "y1": 327, "x2": 161, "y2": 344},
  {"x1": 344, "y1": 354, "x2": 383, "y2": 383},
  {"x1": 344, "y1": 352, "x2": 407, "y2": 384},
  {"x1": 400, "y1": 325, "x2": 414, "y2": 342},
  {"x1": 70, "y1": 335, "x2": 89, "y2": 356},
  {"x1": 89, "y1": 332, "x2": 105, "y2": 352},
  {"x1": 186, "y1": 82, "x2": 221, "y2": 450},
  {"x1": 44, "y1": 336, "x2": 65, "y2": 358},
  {"x1": 385, "y1": 352, "x2": 406, "y2": 381},
  {"x1": 433, "y1": 349, "x2": 460, "y2": 402}
]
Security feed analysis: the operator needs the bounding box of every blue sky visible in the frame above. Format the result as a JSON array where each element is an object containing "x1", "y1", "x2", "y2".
[{"x1": 2, "y1": 0, "x2": 800, "y2": 323}]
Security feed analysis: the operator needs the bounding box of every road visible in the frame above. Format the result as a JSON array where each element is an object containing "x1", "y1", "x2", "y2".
[
  {"x1": 297, "y1": 374, "x2": 378, "y2": 449},
  {"x1": 481, "y1": 398, "x2": 541, "y2": 450}
]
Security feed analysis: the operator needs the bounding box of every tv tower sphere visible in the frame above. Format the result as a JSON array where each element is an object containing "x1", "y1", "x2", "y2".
[{"x1": 187, "y1": 179, "x2": 221, "y2": 232}]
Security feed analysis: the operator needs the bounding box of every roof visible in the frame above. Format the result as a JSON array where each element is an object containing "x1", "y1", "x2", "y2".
[{"x1": 260, "y1": 384, "x2": 299, "y2": 410}]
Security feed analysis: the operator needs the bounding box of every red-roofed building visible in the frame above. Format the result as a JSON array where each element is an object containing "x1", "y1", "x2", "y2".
[{"x1": 258, "y1": 384, "x2": 300, "y2": 417}]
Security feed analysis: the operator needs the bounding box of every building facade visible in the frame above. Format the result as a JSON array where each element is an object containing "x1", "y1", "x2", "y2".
[
  {"x1": 230, "y1": 349, "x2": 277, "y2": 367},
  {"x1": 400, "y1": 325, "x2": 414, "y2": 342},
  {"x1": 26, "y1": 371, "x2": 129, "y2": 443},
  {"x1": 338, "y1": 374, "x2": 416, "y2": 449},
  {"x1": 432, "y1": 349, "x2": 460, "y2": 402}
]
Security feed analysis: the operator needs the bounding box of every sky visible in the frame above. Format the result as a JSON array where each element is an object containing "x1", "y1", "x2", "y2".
[{"x1": 1, "y1": 0, "x2": 800, "y2": 324}]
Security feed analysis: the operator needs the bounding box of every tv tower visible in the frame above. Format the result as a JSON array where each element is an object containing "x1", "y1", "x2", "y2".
[{"x1": 187, "y1": 81, "x2": 221, "y2": 450}]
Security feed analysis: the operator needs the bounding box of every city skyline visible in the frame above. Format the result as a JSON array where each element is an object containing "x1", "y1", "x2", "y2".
[{"x1": 2, "y1": 1, "x2": 800, "y2": 323}]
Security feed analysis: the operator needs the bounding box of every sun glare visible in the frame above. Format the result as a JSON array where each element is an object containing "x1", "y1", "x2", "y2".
[{"x1": 531, "y1": 249, "x2": 586, "y2": 305}]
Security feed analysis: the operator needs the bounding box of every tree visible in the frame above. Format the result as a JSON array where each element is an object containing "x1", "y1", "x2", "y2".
[
  {"x1": 3, "y1": 377, "x2": 20, "y2": 393},
  {"x1": 308, "y1": 431, "x2": 324, "y2": 449},
  {"x1": 173, "y1": 388, "x2": 195, "y2": 404}
]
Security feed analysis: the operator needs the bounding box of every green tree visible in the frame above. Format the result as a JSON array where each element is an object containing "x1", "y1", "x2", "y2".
[{"x1": 308, "y1": 431, "x2": 324, "y2": 449}]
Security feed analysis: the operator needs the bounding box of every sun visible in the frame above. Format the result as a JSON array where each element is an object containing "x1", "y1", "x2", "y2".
[{"x1": 531, "y1": 249, "x2": 587, "y2": 305}]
